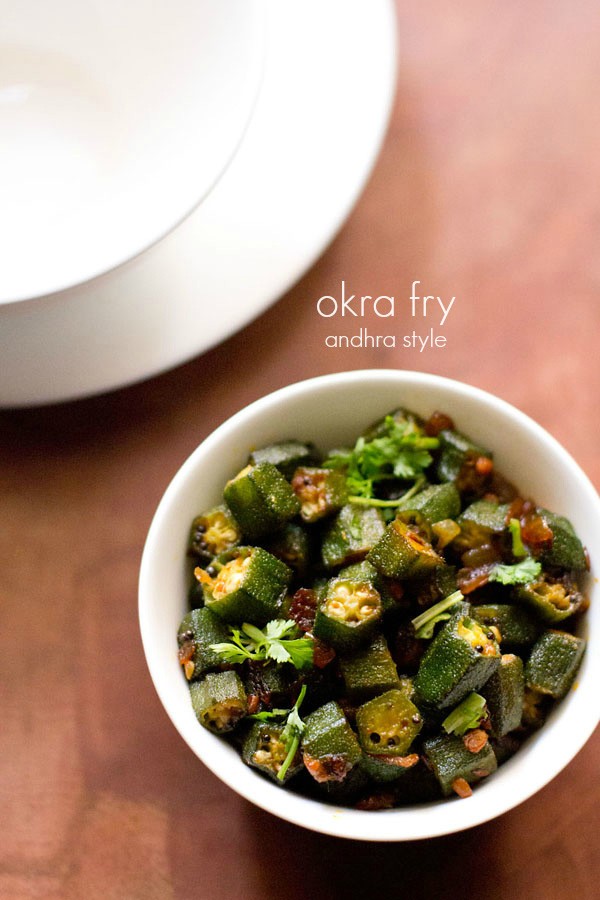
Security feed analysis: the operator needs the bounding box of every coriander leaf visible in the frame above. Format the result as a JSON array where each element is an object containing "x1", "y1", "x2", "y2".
[
  {"x1": 248, "y1": 708, "x2": 290, "y2": 722},
  {"x1": 324, "y1": 413, "x2": 438, "y2": 505},
  {"x1": 442, "y1": 693, "x2": 487, "y2": 736},
  {"x1": 266, "y1": 641, "x2": 293, "y2": 664},
  {"x1": 277, "y1": 685, "x2": 307, "y2": 782},
  {"x1": 210, "y1": 619, "x2": 314, "y2": 670},
  {"x1": 207, "y1": 642, "x2": 255, "y2": 664},
  {"x1": 411, "y1": 590, "x2": 464, "y2": 639},
  {"x1": 489, "y1": 557, "x2": 542, "y2": 585},
  {"x1": 264, "y1": 619, "x2": 297, "y2": 641},
  {"x1": 508, "y1": 518, "x2": 527, "y2": 558}
]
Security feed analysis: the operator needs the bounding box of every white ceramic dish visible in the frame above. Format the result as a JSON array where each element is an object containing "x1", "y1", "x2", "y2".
[
  {"x1": 139, "y1": 370, "x2": 600, "y2": 841},
  {"x1": 0, "y1": 0, "x2": 265, "y2": 302},
  {"x1": 0, "y1": 0, "x2": 397, "y2": 406}
]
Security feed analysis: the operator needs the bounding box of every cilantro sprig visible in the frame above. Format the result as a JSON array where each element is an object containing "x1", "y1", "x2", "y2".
[
  {"x1": 324, "y1": 415, "x2": 439, "y2": 505},
  {"x1": 488, "y1": 557, "x2": 542, "y2": 586},
  {"x1": 210, "y1": 619, "x2": 314, "y2": 670},
  {"x1": 278, "y1": 685, "x2": 307, "y2": 781},
  {"x1": 442, "y1": 692, "x2": 487, "y2": 736},
  {"x1": 248, "y1": 685, "x2": 308, "y2": 781},
  {"x1": 411, "y1": 590, "x2": 464, "y2": 639}
]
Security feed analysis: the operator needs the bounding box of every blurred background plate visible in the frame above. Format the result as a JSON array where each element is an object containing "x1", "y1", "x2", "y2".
[{"x1": 0, "y1": 0, "x2": 397, "y2": 407}]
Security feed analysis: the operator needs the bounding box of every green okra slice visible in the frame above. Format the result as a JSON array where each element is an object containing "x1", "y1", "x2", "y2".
[
  {"x1": 453, "y1": 499, "x2": 510, "y2": 553},
  {"x1": 190, "y1": 671, "x2": 247, "y2": 733},
  {"x1": 177, "y1": 607, "x2": 232, "y2": 681},
  {"x1": 359, "y1": 750, "x2": 420, "y2": 784},
  {"x1": 263, "y1": 522, "x2": 311, "y2": 579},
  {"x1": 356, "y1": 689, "x2": 423, "y2": 756},
  {"x1": 313, "y1": 576, "x2": 383, "y2": 652},
  {"x1": 481, "y1": 654, "x2": 524, "y2": 737},
  {"x1": 435, "y1": 428, "x2": 493, "y2": 485},
  {"x1": 249, "y1": 440, "x2": 318, "y2": 478},
  {"x1": 302, "y1": 701, "x2": 362, "y2": 783},
  {"x1": 223, "y1": 462, "x2": 300, "y2": 540},
  {"x1": 423, "y1": 733, "x2": 497, "y2": 797},
  {"x1": 242, "y1": 722, "x2": 303, "y2": 783},
  {"x1": 515, "y1": 576, "x2": 584, "y2": 625},
  {"x1": 340, "y1": 634, "x2": 401, "y2": 703},
  {"x1": 538, "y1": 510, "x2": 587, "y2": 571},
  {"x1": 473, "y1": 603, "x2": 540, "y2": 652},
  {"x1": 396, "y1": 483, "x2": 461, "y2": 525},
  {"x1": 338, "y1": 559, "x2": 403, "y2": 616},
  {"x1": 188, "y1": 504, "x2": 241, "y2": 562},
  {"x1": 356, "y1": 691, "x2": 423, "y2": 760},
  {"x1": 291, "y1": 466, "x2": 347, "y2": 523},
  {"x1": 321, "y1": 504, "x2": 386, "y2": 569},
  {"x1": 413, "y1": 611, "x2": 501, "y2": 711},
  {"x1": 525, "y1": 630, "x2": 586, "y2": 699},
  {"x1": 367, "y1": 518, "x2": 443, "y2": 579},
  {"x1": 197, "y1": 546, "x2": 291, "y2": 625}
]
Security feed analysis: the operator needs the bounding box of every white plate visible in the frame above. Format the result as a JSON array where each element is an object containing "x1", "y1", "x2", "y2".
[{"x1": 0, "y1": 0, "x2": 397, "y2": 406}]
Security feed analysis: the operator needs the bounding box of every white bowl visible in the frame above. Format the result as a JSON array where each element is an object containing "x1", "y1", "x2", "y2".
[
  {"x1": 0, "y1": 0, "x2": 265, "y2": 302},
  {"x1": 140, "y1": 370, "x2": 600, "y2": 841}
]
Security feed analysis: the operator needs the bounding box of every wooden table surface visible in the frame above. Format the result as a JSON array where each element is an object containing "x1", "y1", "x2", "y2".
[{"x1": 2, "y1": 2, "x2": 599, "y2": 897}]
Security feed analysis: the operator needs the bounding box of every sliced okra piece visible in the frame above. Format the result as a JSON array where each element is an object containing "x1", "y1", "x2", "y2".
[
  {"x1": 242, "y1": 722, "x2": 303, "y2": 783},
  {"x1": 356, "y1": 689, "x2": 423, "y2": 757},
  {"x1": 249, "y1": 440, "x2": 319, "y2": 478},
  {"x1": 197, "y1": 546, "x2": 291, "y2": 625},
  {"x1": 536, "y1": 509, "x2": 587, "y2": 571},
  {"x1": 367, "y1": 518, "x2": 443, "y2": 579},
  {"x1": 414, "y1": 611, "x2": 501, "y2": 711},
  {"x1": 515, "y1": 575, "x2": 584, "y2": 624},
  {"x1": 473, "y1": 603, "x2": 540, "y2": 652},
  {"x1": 321, "y1": 504, "x2": 386, "y2": 569},
  {"x1": 301, "y1": 701, "x2": 362, "y2": 783},
  {"x1": 459, "y1": 499, "x2": 509, "y2": 533},
  {"x1": 435, "y1": 428, "x2": 493, "y2": 488},
  {"x1": 291, "y1": 466, "x2": 347, "y2": 523},
  {"x1": 396, "y1": 483, "x2": 461, "y2": 525},
  {"x1": 481, "y1": 654, "x2": 524, "y2": 737},
  {"x1": 177, "y1": 607, "x2": 232, "y2": 681},
  {"x1": 452, "y1": 500, "x2": 510, "y2": 555},
  {"x1": 188, "y1": 504, "x2": 241, "y2": 562},
  {"x1": 313, "y1": 577, "x2": 383, "y2": 652},
  {"x1": 339, "y1": 559, "x2": 403, "y2": 616},
  {"x1": 340, "y1": 634, "x2": 401, "y2": 703},
  {"x1": 190, "y1": 671, "x2": 247, "y2": 733},
  {"x1": 402, "y1": 564, "x2": 458, "y2": 610},
  {"x1": 525, "y1": 630, "x2": 585, "y2": 699},
  {"x1": 263, "y1": 522, "x2": 311, "y2": 579},
  {"x1": 423, "y1": 733, "x2": 497, "y2": 797},
  {"x1": 223, "y1": 462, "x2": 300, "y2": 540},
  {"x1": 359, "y1": 749, "x2": 419, "y2": 784}
]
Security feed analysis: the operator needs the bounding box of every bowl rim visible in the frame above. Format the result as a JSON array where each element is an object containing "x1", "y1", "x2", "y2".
[{"x1": 139, "y1": 369, "x2": 600, "y2": 841}]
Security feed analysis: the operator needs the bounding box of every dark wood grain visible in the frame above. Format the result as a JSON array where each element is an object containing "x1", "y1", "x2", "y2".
[{"x1": 2, "y1": 2, "x2": 599, "y2": 897}]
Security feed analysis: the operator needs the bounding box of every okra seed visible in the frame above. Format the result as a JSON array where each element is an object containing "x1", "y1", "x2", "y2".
[
  {"x1": 370, "y1": 732, "x2": 381, "y2": 744},
  {"x1": 196, "y1": 524, "x2": 206, "y2": 533},
  {"x1": 206, "y1": 566, "x2": 217, "y2": 576},
  {"x1": 412, "y1": 714, "x2": 421, "y2": 724},
  {"x1": 475, "y1": 645, "x2": 483, "y2": 652},
  {"x1": 486, "y1": 631, "x2": 494, "y2": 640},
  {"x1": 387, "y1": 738, "x2": 397, "y2": 747}
]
